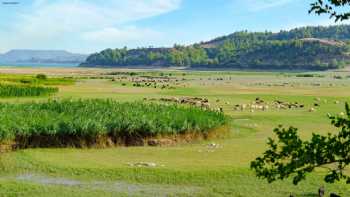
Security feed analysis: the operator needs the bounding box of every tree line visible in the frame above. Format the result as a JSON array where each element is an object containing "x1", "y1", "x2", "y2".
[{"x1": 81, "y1": 25, "x2": 350, "y2": 70}]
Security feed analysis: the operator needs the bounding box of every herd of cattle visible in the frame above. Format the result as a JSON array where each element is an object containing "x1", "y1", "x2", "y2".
[
  {"x1": 148, "y1": 96, "x2": 341, "y2": 113},
  {"x1": 146, "y1": 97, "x2": 213, "y2": 110},
  {"x1": 109, "y1": 73, "x2": 343, "y2": 114},
  {"x1": 232, "y1": 97, "x2": 306, "y2": 112},
  {"x1": 112, "y1": 75, "x2": 187, "y2": 90}
]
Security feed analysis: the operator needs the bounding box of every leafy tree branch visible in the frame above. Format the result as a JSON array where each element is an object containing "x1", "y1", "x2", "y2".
[
  {"x1": 251, "y1": 103, "x2": 350, "y2": 185},
  {"x1": 310, "y1": 0, "x2": 350, "y2": 22}
]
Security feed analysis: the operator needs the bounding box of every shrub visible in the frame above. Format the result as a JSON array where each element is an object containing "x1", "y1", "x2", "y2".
[
  {"x1": 295, "y1": 73, "x2": 324, "y2": 78},
  {"x1": 333, "y1": 75, "x2": 343, "y2": 79},
  {"x1": 36, "y1": 74, "x2": 47, "y2": 80}
]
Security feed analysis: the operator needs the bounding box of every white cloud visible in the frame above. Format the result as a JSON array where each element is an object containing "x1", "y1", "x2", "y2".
[{"x1": 0, "y1": 0, "x2": 182, "y2": 53}]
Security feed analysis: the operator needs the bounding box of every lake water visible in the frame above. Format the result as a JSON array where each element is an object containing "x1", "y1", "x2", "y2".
[{"x1": 0, "y1": 62, "x2": 79, "y2": 67}]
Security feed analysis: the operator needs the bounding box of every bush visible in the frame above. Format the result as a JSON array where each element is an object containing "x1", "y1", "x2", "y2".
[
  {"x1": 36, "y1": 74, "x2": 47, "y2": 80},
  {"x1": 295, "y1": 73, "x2": 324, "y2": 78},
  {"x1": 333, "y1": 75, "x2": 343, "y2": 79}
]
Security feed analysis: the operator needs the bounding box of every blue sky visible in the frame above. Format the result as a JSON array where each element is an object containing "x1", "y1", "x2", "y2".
[{"x1": 0, "y1": 0, "x2": 346, "y2": 54}]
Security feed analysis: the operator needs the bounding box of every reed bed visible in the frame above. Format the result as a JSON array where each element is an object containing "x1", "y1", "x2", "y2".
[
  {"x1": 0, "y1": 99, "x2": 227, "y2": 148},
  {"x1": 0, "y1": 74, "x2": 75, "y2": 86},
  {"x1": 0, "y1": 84, "x2": 58, "y2": 97}
]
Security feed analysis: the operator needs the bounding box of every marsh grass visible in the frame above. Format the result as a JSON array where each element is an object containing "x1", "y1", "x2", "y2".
[
  {"x1": 0, "y1": 83, "x2": 58, "y2": 97},
  {"x1": 0, "y1": 99, "x2": 227, "y2": 149},
  {"x1": 0, "y1": 74, "x2": 75, "y2": 86}
]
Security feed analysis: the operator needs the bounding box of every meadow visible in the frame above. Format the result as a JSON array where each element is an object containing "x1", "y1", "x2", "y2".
[{"x1": 0, "y1": 67, "x2": 350, "y2": 196}]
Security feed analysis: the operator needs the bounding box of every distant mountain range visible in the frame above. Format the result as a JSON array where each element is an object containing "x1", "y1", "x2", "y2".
[
  {"x1": 0, "y1": 50, "x2": 88, "y2": 64},
  {"x1": 81, "y1": 25, "x2": 350, "y2": 70}
]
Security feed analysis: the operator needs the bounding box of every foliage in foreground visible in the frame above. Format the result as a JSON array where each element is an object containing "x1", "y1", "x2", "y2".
[
  {"x1": 251, "y1": 103, "x2": 350, "y2": 185},
  {"x1": 0, "y1": 99, "x2": 226, "y2": 143},
  {"x1": 0, "y1": 83, "x2": 58, "y2": 97},
  {"x1": 310, "y1": 0, "x2": 350, "y2": 22}
]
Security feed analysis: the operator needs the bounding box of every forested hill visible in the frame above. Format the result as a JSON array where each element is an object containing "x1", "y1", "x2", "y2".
[{"x1": 81, "y1": 25, "x2": 350, "y2": 70}]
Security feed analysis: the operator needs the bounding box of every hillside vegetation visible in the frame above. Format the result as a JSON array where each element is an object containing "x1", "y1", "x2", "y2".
[{"x1": 81, "y1": 25, "x2": 350, "y2": 70}]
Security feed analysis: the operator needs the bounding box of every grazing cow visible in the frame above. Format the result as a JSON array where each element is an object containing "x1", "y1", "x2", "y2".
[
  {"x1": 216, "y1": 107, "x2": 223, "y2": 113},
  {"x1": 330, "y1": 193, "x2": 340, "y2": 197},
  {"x1": 172, "y1": 97, "x2": 180, "y2": 103},
  {"x1": 263, "y1": 105, "x2": 269, "y2": 111},
  {"x1": 201, "y1": 102, "x2": 210, "y2": 109},
  {"x1": 280, "y1": 105, "x2": 287, "y2": 110}
]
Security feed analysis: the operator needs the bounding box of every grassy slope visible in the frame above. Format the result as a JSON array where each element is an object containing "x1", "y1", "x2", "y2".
[{"x1": 0, "y1": 69, "x2": 350, "y2": 196}]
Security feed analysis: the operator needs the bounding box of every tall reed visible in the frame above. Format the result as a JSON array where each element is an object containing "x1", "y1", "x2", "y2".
[
  {"x1": 0, "y1": 84, "x2": 58, "y2": 97},
  {"x1": 0, "y1": 99, "x2": 227, "y2": 147}
]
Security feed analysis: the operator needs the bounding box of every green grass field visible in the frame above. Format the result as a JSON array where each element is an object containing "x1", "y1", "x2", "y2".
[{"x1": 0, "y1": 68, "x2": 350, "y2": 196}]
